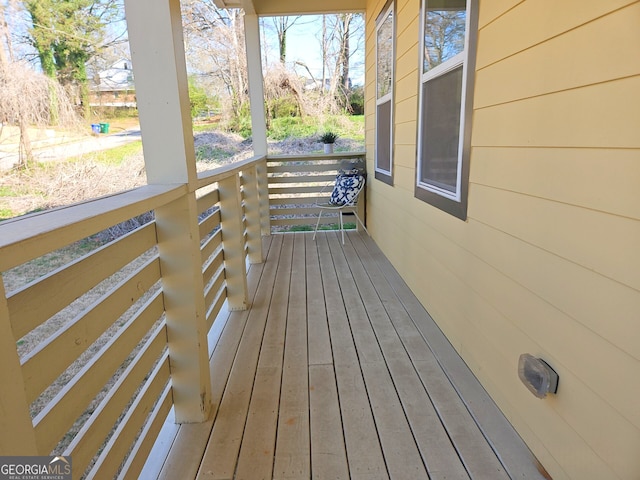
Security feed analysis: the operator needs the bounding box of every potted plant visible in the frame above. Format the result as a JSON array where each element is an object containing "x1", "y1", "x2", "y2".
[{"x1": 320, "y1": 131, "x2": 339, "y2": 154}]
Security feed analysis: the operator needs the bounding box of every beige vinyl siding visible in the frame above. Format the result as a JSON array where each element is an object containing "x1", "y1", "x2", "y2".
[
  {"x1": 364, "y1": 0, "x2": 640, "y2": 479},
  {"x1": 476, "y1": 0, "x2": 638, "y2": 67},
  {"x1": 475, "y1": 4, "x2": 640, "y2": 107}
]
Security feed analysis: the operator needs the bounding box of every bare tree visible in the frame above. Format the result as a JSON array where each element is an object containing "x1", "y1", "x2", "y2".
[
  {"x1": 181, "y1": 1, "x2": 248, "y2": 121},
  {"x1": 0, "y1": 60, "x2": 80, "y2": 167},
  {"x1": 0, "y1": 1, "x2": 16, "y2": 64},
  {"x1": 270, "y1": 16, "x2": 302, "y2": 64},
  {"x1": 326, "y1": 13, "x2": 363, "y2": 110}
]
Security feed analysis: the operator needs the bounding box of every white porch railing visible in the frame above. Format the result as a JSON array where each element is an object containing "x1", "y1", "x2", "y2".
[
  {"x1": 267, "y1": 152, "x2": 366, "y2": 231},
  {"x1": 0, "y1": 151, "x2": 365, "y2": 479}
]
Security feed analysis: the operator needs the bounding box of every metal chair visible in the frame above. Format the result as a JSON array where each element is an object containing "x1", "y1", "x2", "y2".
[{"x1": 313, "y1": 170, "x2": 368, "y2": 244}]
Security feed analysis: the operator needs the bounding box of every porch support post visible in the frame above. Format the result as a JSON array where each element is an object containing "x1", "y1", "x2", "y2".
[
  {"x1": 244, "y1": 13, "x2": 267, "y2": 156},
  {"x1": 124, "y1": 0, "x2": 211, "y2": 423},
  {"x1": 0, "y1": 281, "x2": 38, "y2": 454},
  {"x1": 243, "y1": 166, "x2": 264, "y2": 264},
  {"x1": 244, "y1": 14, "x2": 271, "y2": 234},
  {"x1": 219, "y1": 175, "x2": 250, "y2": 311}
]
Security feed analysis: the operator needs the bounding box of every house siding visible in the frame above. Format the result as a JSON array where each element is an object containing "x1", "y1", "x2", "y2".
[{"x1": 364, "y1": 1, "x2": 640, "y2": 479}]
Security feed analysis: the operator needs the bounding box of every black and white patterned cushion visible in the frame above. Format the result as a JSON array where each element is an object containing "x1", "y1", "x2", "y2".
[{"x1": 329, "y1": 171, "x2": 365, "y2": 206}]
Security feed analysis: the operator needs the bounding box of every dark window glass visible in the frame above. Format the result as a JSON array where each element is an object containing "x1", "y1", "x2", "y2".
[
  {"x1": 376, "y1": 99, "x2": 392, "y2": 173},
  {"x1": 419, "y1": 66, "x2": 462, "y2": 193}
]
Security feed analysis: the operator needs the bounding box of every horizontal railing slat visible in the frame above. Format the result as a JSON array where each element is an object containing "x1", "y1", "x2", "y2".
[
  {"x1": 267, "y1": 174, "x2": 335, "y2": 184},
  {"x1": 204, "y1": 271, "x2": 225, "y2": 314},
  {"x1": 0, "y1": 184, "x2": 185, "y2": 272},
  {"x1": 196, "y1": 189, "x2": 220, "y2": 217},
  {"x1": 268, "y1": 164, "x2": 341, "y2": 174},
  {"x1": 268, "y1": 196, "x2": 322, "y2": 206},
  {"x1": 270, "y1": 207, "x2": 327, "y2": 216},
  {"x1": 267, "y1": 152, "x2": 365, "y2": 162},
  {"x1": 199, "y1": 209, "x2": 221, "y2": 242},
  {"x1": 201, "y1": 229, "x2": 222, "y2": 265},
  {"x1": 118, "y1": 383, "x2": 173, "y2": 480},
  {"x1": 206, "y1": 289, "x2": 227, "y2": 332},
  {"x1": 269, "y1": 185, "x2": 327, "y2": 195},
  {"x1": 32, "y1": 291, "x2": 165, "y2": 454},
  {"x1": 197, "y1": 155, "x2": 266, "y2": 189},
  {"x1": 271, "y1": 217, "x2": 340, "y2": 226},
  {"x1": 203, "y1": 249, "x2": 224, "y2": 289},
  {"x1": 8, "y1": 223, "x2": 157, "y2": 340},
  {"x1": 22, "y1": 257, "x2": 162, "y2": 403},
  {"x1": 64, "y1": 321, "x2": 168, "y2": 475},
  {"x1": 89, "y1": 352, "x2": 171, "y2": 479}
]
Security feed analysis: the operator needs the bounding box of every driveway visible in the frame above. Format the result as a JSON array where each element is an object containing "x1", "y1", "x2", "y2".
[{"x1": 0, "y1": 126, "x2": 141, "y2": 171}]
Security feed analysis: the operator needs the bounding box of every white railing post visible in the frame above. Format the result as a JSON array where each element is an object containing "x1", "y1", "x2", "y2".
[
  {"x1": 257, "y1": 158, "x2": 271, "y2": 235},
  {"x1": 0, "y1": 280, "x2": 39, "y2": 454},
  {"x1": 242, "y1": 166, "x2": 264, "y2": 264},
  {"x1": 155, "y1": 196, "x2": 212, "y2": 423},
  {"x1": 219, "y1": 175, "x2": 249, "y2": 311}
]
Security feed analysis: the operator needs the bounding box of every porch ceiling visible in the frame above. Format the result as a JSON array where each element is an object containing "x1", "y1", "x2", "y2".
[{"x1": 211, "y1": 0, "x2": 365, "y2": 15}]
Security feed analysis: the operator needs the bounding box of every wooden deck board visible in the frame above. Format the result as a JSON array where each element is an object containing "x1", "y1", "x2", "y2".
[
  {"x1": 326, "y1": 233, "x2": 429, "y2": 480},
  {"x1": 309, "y1": 364, "x2": 350, "y2": 479},
  {"x1": 157, "y1": 231, "x2": 544, "y2": 480},
  {"x1": 197, "y1": 235, "x2": 284, "y2": 480},
  {"x1": 274, "y1": 234, "x2": 311, "y2": 479},
  {"x1": 234, "y1": 234, "x2": 294, "y2": 479},
  {"x1": 315, "y1": 233, "x2": 388, "y2": 480},
  {"x1": 354, "y1": 232, "x2": 545, "y2": 479},
  {"x1": 157, "y1": 236, "x2": 273, "y2": 480}
]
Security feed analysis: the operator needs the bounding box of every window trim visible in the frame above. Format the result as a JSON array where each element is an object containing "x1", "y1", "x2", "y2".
[
  {"x1": 374, "y1": 0, "x2": 395, "y2": 185},
  {"x1": 415, "y1": 0, "x2": 478, "y2": 220}
]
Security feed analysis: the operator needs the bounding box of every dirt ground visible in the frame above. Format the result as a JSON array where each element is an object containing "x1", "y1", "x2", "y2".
[{"x1": 0, "y1": 128, "x2": 363, "y2": 218}]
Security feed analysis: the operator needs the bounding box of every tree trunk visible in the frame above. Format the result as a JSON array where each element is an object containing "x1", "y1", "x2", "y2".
[
  {"x1": 279, "y1": 28, "x2": 286, "y2": 64},
  {"x1": 321, "y1": 15, "x2": 327, "y2": 96},
  {"x1": 338, "y1": 14, "x2": 352, "y2": 109},
  {"x1": 340, "y1": 15, "x2": 351, "y2": 91},
  {"x1": 18, "y1": 117, "x2": 34, "y2": 169}
]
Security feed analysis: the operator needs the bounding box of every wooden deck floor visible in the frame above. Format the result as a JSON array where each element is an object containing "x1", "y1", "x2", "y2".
[{"x1": 151, "y1": 231, "x2": 544, "y2": 480}]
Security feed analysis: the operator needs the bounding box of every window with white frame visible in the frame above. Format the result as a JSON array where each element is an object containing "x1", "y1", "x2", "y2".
[
  {"x1": 416, "y1": 0, "x2": 477, "y2": 219},
  {"x1": 375, "y1": 1, "x2": 395, "y2": 184}
]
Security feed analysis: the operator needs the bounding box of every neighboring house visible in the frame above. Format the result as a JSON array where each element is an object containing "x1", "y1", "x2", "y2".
[{"x1": 88, "y1": 59, "x2": 136, "y2": 108}]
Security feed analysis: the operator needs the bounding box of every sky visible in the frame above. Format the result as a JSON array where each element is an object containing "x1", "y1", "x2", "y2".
[
  {"x1": 260, "y1": 15, "x2": 365, "y2": 86},
  {"x1": 0, "y1": 4, "x2": 364, "y2": 87}
]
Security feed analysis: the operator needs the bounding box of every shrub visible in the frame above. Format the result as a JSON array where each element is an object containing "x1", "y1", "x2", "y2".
[
  {"x1": 267, "y1": 95, "x2": 300, "y2": 119},
  {"x1": 188, "y1": 77, "x2": 210, "y2": 118},
  {"x1": 349, "y1": 86, "x2": 365, "y2": 115}
]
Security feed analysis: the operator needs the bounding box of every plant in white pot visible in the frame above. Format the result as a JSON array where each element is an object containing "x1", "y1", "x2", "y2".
[{"x1": 320, "y1": 131, "x2": 338, "y2": 154}]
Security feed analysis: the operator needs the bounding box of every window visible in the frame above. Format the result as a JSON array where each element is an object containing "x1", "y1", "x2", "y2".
[
  {"x1": 416, "y1": 0, "x2": 477, "y2": 219},
  {"x1": 375, "y1": 1, "x2": 395, "y2": 184}
]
